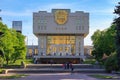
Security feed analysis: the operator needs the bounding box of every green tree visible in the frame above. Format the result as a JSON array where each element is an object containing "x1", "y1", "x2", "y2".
[
  {"x1": 104, "y1": 53, "x2": 119, "y2": 73},
  {"x1": 91, "y1": 25, "x2": 116, "y2": 62},
  {"x1": 12, "y1": 32, "x2": 26, "y2": 63},
  {"x1": 1, "y1": 29, "x2": 15, "y2": 64},
  {"x1": 114, "y1": 2, "x2": 120, "y2": 69},
  {"x1": 0, "y1": 22, "x2": 26, "y2": 64}
]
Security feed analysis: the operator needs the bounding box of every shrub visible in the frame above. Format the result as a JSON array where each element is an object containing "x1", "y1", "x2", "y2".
[{"x1": 104, "y1": 53, "x2": 119, "y2": 73}]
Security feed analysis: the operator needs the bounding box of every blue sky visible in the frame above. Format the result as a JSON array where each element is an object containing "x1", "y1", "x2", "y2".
[{"x1": 0, "y1": 0, "x2": 119, "y2": 45}]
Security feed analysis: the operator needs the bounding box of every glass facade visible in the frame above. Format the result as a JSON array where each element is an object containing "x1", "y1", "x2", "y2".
[{"x1": 47, "y1": 36, "x2": 76, "y2": 55}]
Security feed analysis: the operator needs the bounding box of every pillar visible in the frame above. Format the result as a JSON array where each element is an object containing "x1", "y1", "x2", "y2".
[
  {"x1": 75, "y1": 36, "x2": 80, "y2": 55},
  {"x1": 80, "y1": 36, "x2": 85, "y2": 58},
  {"x1": 43, "y1": 36, "x2": 47, "y2": 56},
  {"x1": 38, "y1": 36, "x2": 42, "y2": 56}
]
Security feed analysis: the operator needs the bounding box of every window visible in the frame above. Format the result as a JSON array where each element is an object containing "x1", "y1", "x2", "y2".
[
  {"x1": 34, "y1": 49, "x2": 38, "y2": 55},
  {"x1": 28, "y1": 49, "x2": 32, "y2": 56},
  {"x1": 47, "y1": 36, "x2": 76, "y2": 54}
]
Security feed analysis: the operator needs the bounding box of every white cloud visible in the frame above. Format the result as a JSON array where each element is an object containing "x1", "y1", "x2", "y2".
[
  {"x1": 107, "y1": 0, "x2": 119, "y2": 5},
  {"x1": 1, "y1": 10, "x2": 32, "y2": 17},
  {"x1": 36, "y1": 3, "x2": 78, "y2": 12},
  {"x1": 89, "y1": 8, "x2": 114, "y2": 15},
  {"x1": 1, "y1": 2, "x2": 116, "y2": 46}
]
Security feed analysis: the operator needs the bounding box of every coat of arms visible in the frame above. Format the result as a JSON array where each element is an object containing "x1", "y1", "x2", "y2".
[{"x1": 55, "y1": 10, "x2": 68, "y2": 25}]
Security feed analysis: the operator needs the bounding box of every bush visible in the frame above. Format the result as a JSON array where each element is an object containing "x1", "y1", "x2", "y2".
[{"x1": 104, "y1": 53, "x2": 119, "y2": 73}]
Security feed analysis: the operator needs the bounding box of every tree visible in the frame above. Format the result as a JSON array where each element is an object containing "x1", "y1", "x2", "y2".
[
  {"x1": 1, "y1": 29, "x2": 15, "y2": 64},
  {"x1": 91, "y1": 30, "x2": 104, "y2": 61},
  {"x1": 91, "y1": 25, "x2": 116, "y2": 62},
  {"x1": 12, "y1": 32, "x2": 26, "y2": 63},
  {"x1": 104, "y1": 53, "x2": 119, "y2": 73},
  {"x1": 114, "y1": 2, "x2": 120, "y2": 69},
  {"x1": 0, "y1": 22, "x2": 26, "y2": 64},
  {"x1": 0, "y1": 49, "x2": 4, "y2": 67}
]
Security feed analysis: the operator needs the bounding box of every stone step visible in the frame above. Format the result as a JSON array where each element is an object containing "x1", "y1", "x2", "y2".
[
  {"x1": 26, "y1": 64, "x2": 103, "y2": 69},
  {"x1": 5, "y1": 68, "x2": 106, "y2": 74}
]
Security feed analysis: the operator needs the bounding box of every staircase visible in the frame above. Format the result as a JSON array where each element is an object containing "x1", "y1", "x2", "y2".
[{"x1": 4, "y1": 64, "x2": 106, "y2": 74}]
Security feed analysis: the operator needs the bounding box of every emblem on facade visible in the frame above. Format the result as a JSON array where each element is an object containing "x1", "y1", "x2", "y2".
[{"x1": 55, "y1": 10, "x2": 68, "y2": 25}]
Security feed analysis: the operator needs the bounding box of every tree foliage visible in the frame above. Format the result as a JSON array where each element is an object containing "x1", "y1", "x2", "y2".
[
  {"x1": 12, "y1": 32, "x2": 26, "y2": 63},
  {"x1": 0, "y1": 22, "x2": 26, "y2": 64},
  {"x1": 114, "y1": 2, "x2": 120, "y2": 68},
  {"x1": 91, "y1": 25, "x2": 116, "y2": 62},
  {"x1": 104, "y1": 53, "x2": 119, "y2": 73}
]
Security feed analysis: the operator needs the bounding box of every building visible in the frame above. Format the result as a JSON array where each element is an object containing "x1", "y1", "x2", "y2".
[
  {"x1": 33, "y1": 9, "x2": 89, "y2": 63},
  {"x1": 27, "y1": 45, "x2": 93, "y2": 58},
  {"x1": 26, "y1": 45, "x2": 38, "y2": 58},
  {"x1": 12, "y1": 21, "x2": 22, "y2": 33},
  {"x1": 84, "y1": 46, "x2": 93, "y2": 58}
]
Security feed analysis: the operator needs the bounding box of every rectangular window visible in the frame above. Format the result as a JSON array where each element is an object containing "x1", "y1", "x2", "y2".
[
  {"x1": 28, "y1": 49, "x2": 32, "y2": 56},
  {"x1": 35, "y1": 49, "x2": 38, "y2": 55}
]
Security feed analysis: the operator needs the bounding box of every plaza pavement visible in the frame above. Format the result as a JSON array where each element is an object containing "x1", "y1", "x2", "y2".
[{"x1": 0, "y1": 73, "x2": 120, "y2": 80}]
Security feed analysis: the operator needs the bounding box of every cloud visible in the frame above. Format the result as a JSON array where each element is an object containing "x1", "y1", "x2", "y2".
[
  {"x1": 107, "y1": 0, "x2": 119, "y2": 5},
  {"x1": 1, "y1": 10, "x2": 32, "y2": 17},
  {"x1": 1, "y1": 2, "x2": 116, "y2": 46},
  {"x1": 89, "y1": 8, "x2": 114, "y2": 15},
  {"x1": 0, "y1": 3, "x2": 77, "y2": 17},
  {"x1": 36, "y1": 3, "x2": 78, "y2": 12}
]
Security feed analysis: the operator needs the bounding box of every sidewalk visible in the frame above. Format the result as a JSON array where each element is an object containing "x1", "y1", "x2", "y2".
[{"x1": 0, "y1": 73, "x2": 119, "y2": 80}]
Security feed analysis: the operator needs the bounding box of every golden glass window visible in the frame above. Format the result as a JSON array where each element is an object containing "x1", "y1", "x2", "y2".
[{"x1": 47, "y1": 35, "x2": 76, "y2": 55}]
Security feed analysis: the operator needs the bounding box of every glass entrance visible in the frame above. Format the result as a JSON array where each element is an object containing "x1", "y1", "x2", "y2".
[{"x1": 47, "y1": 35, "x2": 75, "y2": 56}]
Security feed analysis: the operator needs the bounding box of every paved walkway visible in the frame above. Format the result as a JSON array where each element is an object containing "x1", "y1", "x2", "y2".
[{"x1": 0, "y1": 73, "x2": 119, "y2": 80}]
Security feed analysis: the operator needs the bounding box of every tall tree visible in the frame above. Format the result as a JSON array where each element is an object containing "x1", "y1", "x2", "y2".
[
  {"x1": 1, "y1": 29, "x2": 15, "y2": 64},
  {"x1": 12, "y1": 32, "x2": 26, "y2": 63},
  {"x1": 91, "y1": 25, "x2": 116, "y2": 62},
  {"x1": 0, "y1": 22, "x2": 26, "y2": 64},
  {"x1": 114, "y1": 2, "x2": 120, "y2": 68}
]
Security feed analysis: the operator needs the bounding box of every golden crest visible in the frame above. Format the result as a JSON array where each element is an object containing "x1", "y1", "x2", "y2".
[{"x1": 55, "y1": 10, "x2": 68, "y2": 24}]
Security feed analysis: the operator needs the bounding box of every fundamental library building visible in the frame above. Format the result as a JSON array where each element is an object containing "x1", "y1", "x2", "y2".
[{"x1": 27, "y1": 9, "x2": 89, "y2": 64}]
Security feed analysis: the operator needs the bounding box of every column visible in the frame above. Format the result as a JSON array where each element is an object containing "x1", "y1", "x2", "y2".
[
  {"x1": 80, "y1": 36, "x2": 84, "y2": 58},
  {"x1": 75, "y1": 36, "x2": 80, "y2": 55},
  {"x1": 63, "y1": 45, "x2": 65, "y2": 56},
  {"x1": 38, "y1": 36, "x2": 41, "y2": 56},
  {"x1": 43, "y1": 36, "x2": 47, "y2": 56}
]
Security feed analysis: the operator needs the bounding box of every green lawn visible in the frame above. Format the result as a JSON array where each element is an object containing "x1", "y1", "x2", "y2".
[
  {"x1": 88, "y1": 74, "x2": 119, "y2": 79},
  {"x1": 83, "y1": 59, "x2": 96, "y2": 64},
  {"x1": 0, "y1": 74, "x2": 28, "y2": 79}
]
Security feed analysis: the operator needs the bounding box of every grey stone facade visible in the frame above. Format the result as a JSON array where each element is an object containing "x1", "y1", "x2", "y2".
[{"x1": 32, "y1": 9, "x2": 89, "y2": 63}]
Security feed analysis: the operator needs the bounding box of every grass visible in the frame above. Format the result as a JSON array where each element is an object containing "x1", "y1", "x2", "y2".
[
  {"x1": 88, "y1": 74, "x2": 119, "y2": 79},
  {"x1": 2, "y1": 59, "x2": 33, "y2": 68},
  {"x1": 0, "y1": 74, "x2": 28, "y2": 79},
  {"x1": 83, "y1": 59, "x2": 96, "y2": 64}
]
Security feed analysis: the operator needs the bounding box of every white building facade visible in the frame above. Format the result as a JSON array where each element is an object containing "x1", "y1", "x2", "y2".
[{"x1": 33, "y1": 9, "x2": 89, "y2": 63}]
